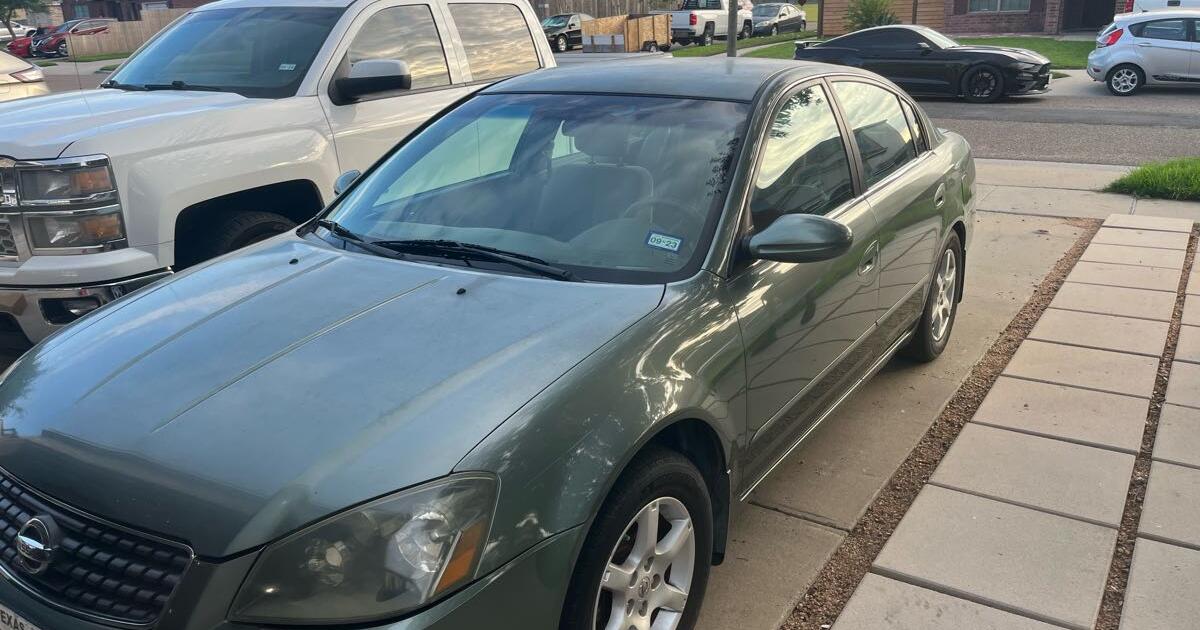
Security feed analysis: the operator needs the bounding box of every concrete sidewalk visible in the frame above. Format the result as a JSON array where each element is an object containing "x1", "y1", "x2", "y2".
[
  {"x1": 975, "y1": 158, "x2": 1200, "y2": 222},
  {"x1": 833, "y1": 213, "x2": 1199, "y2": 630}
]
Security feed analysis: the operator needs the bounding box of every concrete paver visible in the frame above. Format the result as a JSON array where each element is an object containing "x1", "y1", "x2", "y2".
[
  {"x1": 1050, "y1": 283, "x2": 1177, "y2": 322},
  {"x1": 978, "y1": 187, "x2": 1131, "y2": 219},
  {"x1": 1166, "y1": 361, "x2": 1200, "y2": 409},
  {"x1": 1028, "y1": 308, "x2": 1168, "y2": 357},
  {"x1": 834, "y1": 573, "x2": 1060, "y2": 630},
  {"x1": 971, "y1": 376, "x2": 1147, "y2": 453},
  {"x1": 1188, "y1": 271, "x2": 1198, "y2": 295},
  {"x1": 1080, "y1": 243, "x2": 1186, "y2": 269},
  {"x1": 1185, "y1": 295, "x2": 1200, "y2": 327},
  {"x1": 931, "y1": 424, "x2": 1134, "y2": 527},
  {"x1": 873, "y1": 486, "x2": 1116, "y2": 630},
  {"x1": 1139, "y1": 461, "x2": 1200, "y2": 549},
  {"x1": 1065, "y1": 261, "x2": 1181, "y2": 292},
  {"x1": 1152, "y1": 404, "x2": 1200, "y2": 469},
  {"x1": 974, "y1": 159, "x2": 1129, "y2": 192},
  {"x1": 1119, "y1": 538, "x2": 1200, "y2": 630},
  {"x1": 1003, "y1": 340, "x2": 1160, "y2": 398},
  {"x1": 1104, "y1": 213, "x2": 1195, "y2": 233},
  {"x1": 1176, "y1": 325, "x2": 1200, "y2": 364},
  {"x1": 1133, "y1": 198, "x2": 1200, "y2": 223},
  {"x1": 1091, "y1": 227, "x2": 1190, "y2": 250}
]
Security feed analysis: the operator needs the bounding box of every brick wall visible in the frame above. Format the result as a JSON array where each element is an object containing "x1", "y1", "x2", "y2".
[{"x1": 943, "y1": 0, "x2": 1048, "y2": 32}]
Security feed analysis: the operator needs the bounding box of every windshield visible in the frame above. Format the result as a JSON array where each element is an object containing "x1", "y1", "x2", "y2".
[
  {"x1": 542, "y1": 15, "x2": 570, "y2": 27},
  {"x1": 325, "y1": 93, "x2": 749, "y2": 284},
  {"x1": 109, "y1": 7, "x2": 344, "y2": 98},
  {"x1": 753, "y1": 5, "x2": 780, "y2": 15}
]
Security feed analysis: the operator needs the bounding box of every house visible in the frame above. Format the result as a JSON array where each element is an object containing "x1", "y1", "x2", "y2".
[
  {"x1": 819, "y1": 0, "x2": 1121, "y2": 35},
  {"x1": 61, "y1": 0, "x2": 214, "y2": 21}
]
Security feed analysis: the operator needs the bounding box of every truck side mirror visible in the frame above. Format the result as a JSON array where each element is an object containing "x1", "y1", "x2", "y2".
[{"x1": 333, "y1": 59, "x2": 412, "y2": 104}]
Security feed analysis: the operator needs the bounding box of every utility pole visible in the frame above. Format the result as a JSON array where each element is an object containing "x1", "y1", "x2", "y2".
[{"x1": 726, "y1": 0, "x2": 737, "y2": 57}]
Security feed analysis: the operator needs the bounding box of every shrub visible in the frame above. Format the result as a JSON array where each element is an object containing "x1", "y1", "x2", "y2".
[{"x1": 845, "y1": 0, "x2": 899, "y2": 30}]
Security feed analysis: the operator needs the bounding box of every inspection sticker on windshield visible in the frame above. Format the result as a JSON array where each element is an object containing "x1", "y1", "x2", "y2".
[
  {"x1": 278, "y1": 63, "x2": 297, "y2": 71},
  {"x1": 646, "y1": 232, "x2": 683, "y2": 253}
]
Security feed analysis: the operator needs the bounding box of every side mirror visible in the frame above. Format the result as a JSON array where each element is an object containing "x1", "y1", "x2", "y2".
[
  {"x1": 746, "y1": 213, "x2": 853, "y2": 263},
  {"x1": 334, "y1": 170, "x2": 361, "y2": 196},
  {"x1": 334, "y1": 59, "x2": 411, "y2": 104},
  {"x1": 916, "y1": 42, "x2": 932, "y2": 54}
]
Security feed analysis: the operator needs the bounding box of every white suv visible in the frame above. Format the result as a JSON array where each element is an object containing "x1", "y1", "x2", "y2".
[
  {"x1": 0, "y1": 0, "x2": 553, "y2": 345},
  {"x1": 1088, "y1": 9, "x2": 1200, "y2": 95}
]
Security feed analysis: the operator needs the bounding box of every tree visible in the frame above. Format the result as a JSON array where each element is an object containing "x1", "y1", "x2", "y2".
[
  {"x1": 845, "y1": 0, "x2": 898, "y2": 31},
  {"x1": 0, "y1": 0, "x2": 47, "y2": 41}
]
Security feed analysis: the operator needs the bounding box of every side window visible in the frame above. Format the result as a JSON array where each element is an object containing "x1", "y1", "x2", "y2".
[
  {"x1": 448, "y1": 3, "x2": 541, "y2": 81},
  {"x1": 348, "y1": 5, "x2": 450, "y2": 90},
  {"x1": 833, "y1": 81, "x2": 917, "y2": 188},
  {"x1": 900, "y1": 99, "x2": 927, "y2": 153},
  {"x1": 880, "y1": 30, "x2": 921, "y2": 47},
  {"x1": 1133, "y1": 19, "x2": 1188, "y2": 40},
  {"x1": 751, "y1": 84, "x2": 855, "y2": 229}
]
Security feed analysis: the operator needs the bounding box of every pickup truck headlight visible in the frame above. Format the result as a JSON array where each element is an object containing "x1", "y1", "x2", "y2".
[
  {"x1": 230, "y1": 474, "x2": 498, "y2": 624},
  {"x1": 18, "y1": 161, "x2": 115, "y2": 204},
  {"x1": 3, "y1": 156, "x2": 128, "y2": 255},
  {"x1": 25, "y1": 207, "x2": 125, "y2": 249}
]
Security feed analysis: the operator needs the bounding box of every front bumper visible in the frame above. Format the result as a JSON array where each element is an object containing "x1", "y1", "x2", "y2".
[
  {"x1": 0, "y1": 527, "x2": 582, "y2": 630},
  {"x1": 1009, "y1": 67, "x2": 1052, "y2": 95}
]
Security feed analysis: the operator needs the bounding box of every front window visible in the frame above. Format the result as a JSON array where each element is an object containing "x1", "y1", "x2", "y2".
[
  {"x1": 753, "y1": 5, "x2": 780, "y2": 16},
  {"x1": 967, "y1": 0, "x2": 1030, "y2": 12},
  {"x1": 324, "y1": 93, "x2": 750, "y2": 283},
  {"x1": 542, "y1": 14, "x2": 570, "y2": 28},
  {"x1": 916, "y1": 26, "x2": 959, "y2": 47},
  {"x1": 107, "y1": 7, "x2": 344, "y2": 98},
  {"x1": 833, "y1": 81, "x2": 917, "y2": 187}
]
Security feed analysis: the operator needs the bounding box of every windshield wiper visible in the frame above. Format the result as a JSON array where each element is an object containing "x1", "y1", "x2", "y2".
[
  {"x1": 315, "y1": 219, "x2": 410, "y2": 260},
  {"x1": 100, "y1": 79, "x2": 147, "y2": 91},
  {"x1": 141, "y1": 80, "x2": 225, "y2": 93},
  {"x1": 373, "y1": 239, "x2": 578, "y2": 282}
]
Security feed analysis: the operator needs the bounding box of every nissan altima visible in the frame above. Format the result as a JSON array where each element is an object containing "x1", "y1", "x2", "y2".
[{"x1": 0, "y1": 58, "x2": 973, "y2": 630}]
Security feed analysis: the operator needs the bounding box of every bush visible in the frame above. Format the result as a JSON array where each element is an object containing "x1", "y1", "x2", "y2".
[{"x1": 845, "y1": 0, "x2": 899, "y2": 30}]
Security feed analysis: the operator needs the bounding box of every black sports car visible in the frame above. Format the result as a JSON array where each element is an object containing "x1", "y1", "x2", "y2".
[{"x1": 793, "y1": 25, "x2": 1052, "y2": 103}]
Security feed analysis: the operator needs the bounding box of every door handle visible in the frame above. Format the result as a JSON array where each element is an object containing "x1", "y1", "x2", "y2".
[
  {"x1": 1136, "y1": 42, "x2": 1152, "y2": 47},
  {"x1": 858, "y1": 242, "x2": 879, "y2": 277},
  {"x1": 934, "y1": 183, "x2": 947, "y2": 209}
]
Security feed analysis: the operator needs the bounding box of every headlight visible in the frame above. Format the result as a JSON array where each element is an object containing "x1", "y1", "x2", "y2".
[
  {"x1": 230, "y1": 474, "x2": 498, "y2": 624},
  {"x1": 18, "y1": 161, "x2": 115, "y2": 204},
  {"x1": 10, "y1": 66, "x2": 42, "y2": 83},
  {"x1": 25, "y1": 207, "x2": 125, "y2": 249}
]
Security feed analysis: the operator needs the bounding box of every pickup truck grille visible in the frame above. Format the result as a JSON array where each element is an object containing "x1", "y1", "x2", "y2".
[
  {"x1": 0, "y1": 469, "x2": 192, "y2": 625},
  {"x1": 0, "y1": 219, "x2": 18, "y2": 258}
]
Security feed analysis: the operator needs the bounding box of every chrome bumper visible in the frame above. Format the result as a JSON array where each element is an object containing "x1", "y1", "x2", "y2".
[{"x1": 0, "y1": 269, "x2": 171, "y2": 345}]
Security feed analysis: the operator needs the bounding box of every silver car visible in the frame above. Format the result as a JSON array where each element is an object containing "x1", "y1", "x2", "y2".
[{"x1": 1087, "y1": 9, "x2": 1200, "y2": 95}]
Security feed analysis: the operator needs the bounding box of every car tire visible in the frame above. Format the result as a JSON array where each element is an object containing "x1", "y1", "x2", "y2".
[
  {"x1": 770, "y1": 24, "x2": 779, "y2": 36},
  {"x1": 740, "y1": 21, "x2": 753, "y2": 39},
  {"x1": 1106, "y1": 64, "x2": 1143, "y2": 96},
  {"x1": 961, "y1": 64, "x2": 1004, "y2": 104},
  {"x1": 560, "y1": 447, "x2": 713, "y2": 630},
  {"x1": 801, "y1": 19, "x2": 807, "y2": 30},
  {"x1": 902, "y1": 231, "x2": 963, "y2": 363},
  {"x1": 208, "y1": 210, "x2": 296, "y2": 257},
  {"x1": 699, "y1": 29, "x2": 713, "y2": 46},
  {"x1": 56, "y1": 41, "x2": 66, "y2": 58},
  {"x1": 556, "y1": 35, "x2": 569, "y2": 53}
]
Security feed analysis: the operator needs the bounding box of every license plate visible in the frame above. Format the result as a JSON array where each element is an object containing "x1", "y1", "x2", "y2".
[{"x1": 0, "y1": 601, "x2": 41, "y2": 630}]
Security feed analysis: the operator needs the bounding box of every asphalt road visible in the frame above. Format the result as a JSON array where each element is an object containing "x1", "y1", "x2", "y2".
[{"x1": 918, "y1": 70, "x2": 1200, "y2": 166}]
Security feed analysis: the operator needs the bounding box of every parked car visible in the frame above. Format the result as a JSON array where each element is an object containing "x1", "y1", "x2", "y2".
[
  {"x1": 752, "y1": 2, "x2": 807, "y2": 35},
  {"x1": 0, "y1": 50, "x2": 47, "y2": 102},
  {"x1": 0, "y1": 0, "x2": 554, "y2": 346},
  {"x1": 1087, "y1": 9, "x2": 1200, "y2": 95},
  {"x1": 0, "y1": 57, "x2": 972, "y2": 630},
  {"x1": 543, "y1": 12, "x2": 593, "y2": 52},
  {"x1": 794, "y1": 24, "x2": 1052, "y2": 103},
  {"x1": 3, "y1": 27, "x2": 50, "y2": 57},
  {"x1": 658, "y1": 0, "x2": 753, "y2": 46},
  {"x1": 0, "y1": 22, "x2": 30, "y2": 43},
  {"x1": 33, "y1": 18, "x2": 114, "y2": 57}
]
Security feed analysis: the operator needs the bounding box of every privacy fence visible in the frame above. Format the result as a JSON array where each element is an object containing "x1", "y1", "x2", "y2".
[
  {"x1": 532, "y1": 0, "x2": 680, "y2": 18},
  {"x1": 65, "y1": 8, "x2": 187, "y2": 58}
]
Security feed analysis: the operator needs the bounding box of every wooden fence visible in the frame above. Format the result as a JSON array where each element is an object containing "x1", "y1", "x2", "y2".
[
  {"x1": 66, "y1": 9, "x2": 187, "y2": 57},
  {"x1": 534, "y1": 0, "x2": 679, "y2": 18},
  {"x1": 819, "y1": 0, "x2": 941, "y2": 36}
]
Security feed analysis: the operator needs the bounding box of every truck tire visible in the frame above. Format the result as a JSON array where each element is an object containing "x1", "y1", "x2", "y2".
[
  {"x1": 740, "y1": 21, "x2": 752, "y2": 39},
  {"x1": 700, "y1": 27, "x2": 713, "y2": 46},
  {"x1": 210, "y1": 210, "x2": 296, "y2": 256}
]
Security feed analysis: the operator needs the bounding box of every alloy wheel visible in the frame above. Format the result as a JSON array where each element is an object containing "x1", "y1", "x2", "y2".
[
  {"x1": 557, "y1": 35, "x2": 568, "y2": 52},
  {"x1": 968, "y1": 69, "x2": 997, "y2": 99},
  {"x1": 930, "y1": 249, "x2": 956, "y2": 342},
  {"x1": 1110, "y1": 68, "x2": 1138, "y2": 94},
  {"x1": 593, "y1": 497, "x2": 695, "y2": 630}
]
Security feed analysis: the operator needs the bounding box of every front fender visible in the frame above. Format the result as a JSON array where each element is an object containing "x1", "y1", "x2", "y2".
[{"x1": 457, "y1": 272, "x2": 747, "y2": 578}]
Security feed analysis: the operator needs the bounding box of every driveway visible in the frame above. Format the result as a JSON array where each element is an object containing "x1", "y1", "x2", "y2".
[{"x1": 920, "y1": 70, "x2": 1200, "y2": 166}]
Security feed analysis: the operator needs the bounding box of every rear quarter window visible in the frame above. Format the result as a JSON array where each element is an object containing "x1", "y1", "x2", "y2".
[{"x1": 448, "y1": 3, "x2": 541, "y2": 81}]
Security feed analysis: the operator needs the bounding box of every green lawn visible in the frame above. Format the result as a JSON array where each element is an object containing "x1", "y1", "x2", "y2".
[
  {"x1": 1106, "y1": 158, "x2": 1200, "y2": 201},
  {"x1": 33, "y1": 60, "x2": 57, "y2": 67},
  {"x1": 672, "y1": 32, "x2": 817, "y2": 57},
  {"x1": 744, "y1": 35, "x2": 1094, "y2": 67}
]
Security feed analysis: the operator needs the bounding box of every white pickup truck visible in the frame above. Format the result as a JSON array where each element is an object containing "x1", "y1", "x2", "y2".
[
  {"x1": 659, "y1": 0, "x2": 753, "y2": 47},
  {"x1": 0, "y1": 0, "x2": 554, "y2": 345}
]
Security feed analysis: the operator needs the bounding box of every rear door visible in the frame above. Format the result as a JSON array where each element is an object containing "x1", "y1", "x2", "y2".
[
  {"x1": 830, "y1": 79, "x2": 945, "y2": 339},
  {"x1": 1130, "y1": 17, "x2": 1192, "y2": 80}
]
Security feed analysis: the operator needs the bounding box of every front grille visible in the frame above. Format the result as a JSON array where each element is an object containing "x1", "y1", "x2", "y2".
[
  {"x1": 0, "y1": 470, "x2": 192, "y2": 625},
  {"x1": 0, "y1": 219, "x2": 18, "y2": 258}
]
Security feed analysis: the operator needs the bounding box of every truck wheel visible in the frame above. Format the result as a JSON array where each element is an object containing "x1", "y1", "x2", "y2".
[
  {"x1": 740, "y1": 21, "x2": 752, "y2": 39},
  {"x1": 211, "y1": 210, "x2": 296, "y2": 255},
  {"x1": 699, "y1": 29, "x2": 713, "y2": 46}
]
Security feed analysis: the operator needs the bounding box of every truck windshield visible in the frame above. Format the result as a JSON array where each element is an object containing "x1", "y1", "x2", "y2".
[
  {"x1": 108, "y1": 6, "x2": 344, "y2": 99},
  {"x1": 325, "y1": 93, "x2": 750, "y2": 284}
]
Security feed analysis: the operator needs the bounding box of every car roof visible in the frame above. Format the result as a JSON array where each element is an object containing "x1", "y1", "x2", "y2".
[
  {"x1": 484, "y1": 57, "x2": 867, "y2": 103},
  {"x1": 1115, "y1": 7, "x2": 1200, "y2": 21}
]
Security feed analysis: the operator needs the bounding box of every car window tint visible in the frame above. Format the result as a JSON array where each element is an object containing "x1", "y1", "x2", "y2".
[
  {"x1": 751, "y1": 84, "x2": 854, "y2": 227},
  {"x1": 449, "y1": 3, "x2": 541, "y2": 81},
  {"x1": 348, "y1": 5, "x2": 450, "y2": 90},
  {"x1": 900, "y1": 99, "x2": 926, "y2": 153},
  {"x1": 1133, "y1": 18, "x2": 1188, "y2": 40},
  {"x1": 833, "y1": 81, "x2": 916, "y2": 188}
]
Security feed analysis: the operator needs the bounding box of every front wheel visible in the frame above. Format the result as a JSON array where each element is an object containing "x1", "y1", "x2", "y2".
[
  {"x1": 210, "y1": 210, "x2": 296, "y2": 256},
  {"x1": 560, "y1": 448, "x2": 713, "y2": 630},
  {"x1": 962, "y1": 65, "x2": 1004, "y2": 103},
  {"x1": 902, "y1": 232, "x2": 962, "y2": 362},
  {"x1": 1107, "y1": 64, "x2": 1143, "y2": 96},
  {"x1": 556, "y1": 35, "x2": 569, "y2": 52},
  {"x1": 740, "y1": 21, "x2": 752, "y2": 39},
  {"x1": 56, "y1": 41, "x2": 67, "y2": 58}
]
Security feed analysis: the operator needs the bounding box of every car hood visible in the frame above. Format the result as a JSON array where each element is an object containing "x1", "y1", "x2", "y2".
[
  {"x1": 949, "y1": 44, "x2": 1050, "y2": 65},
  {"x1": 0, "y1": 235, "x2": 663, "y2": 556},
  {"x1": 0, "y1": 89, "x2": 254, "y2": 159}
]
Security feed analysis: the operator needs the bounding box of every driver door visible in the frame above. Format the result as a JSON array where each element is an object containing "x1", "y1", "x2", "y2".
[{"x1": 867, "y1": 32, "x2": 953, "y2": 94}]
